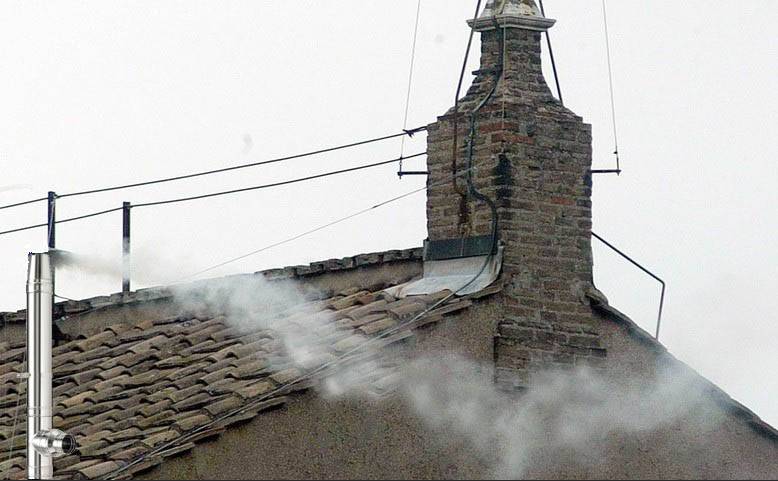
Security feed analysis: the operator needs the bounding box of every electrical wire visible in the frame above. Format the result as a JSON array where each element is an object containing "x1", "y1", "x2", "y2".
[
  {"x1": 0, "y1": 196, "x2": 47, "y2": 211},
  {"x1": 0, "y1": 128, "x2": 426, "y2": 212},
  {"x1": 54, "y1": 128, "x2": 425, "y2": 199},
  {"x1": 399, "y1": 0, "x2": 423, "y2": 170},
  {"x1": 601, "y1": 0, "x2": 621, "y2": 173},
  {"x1": 0, "y1": 153, "x2": 425, "y2": 238},
  {"x1": 538, "y1": 0, "x2": 564, "y2": 105},
  {"x1": 451, "y1": 0, "x2": 483, "y2": 195},
  {"x1": 132, "y1": 153, "x2": 423, "y2": 209},
  {"x1": 0, "y1": 207, "x2": 125, "y2": 237}
]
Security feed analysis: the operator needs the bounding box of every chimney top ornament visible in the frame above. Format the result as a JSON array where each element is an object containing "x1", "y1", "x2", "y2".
[{"x1": 469, "y1": 0, "x2": 556, "y2": 32}]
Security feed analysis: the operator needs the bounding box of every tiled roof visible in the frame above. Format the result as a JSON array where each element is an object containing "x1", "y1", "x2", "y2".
[{"x1": 0, "y1": 281, "x2": 482, "y2": 480}]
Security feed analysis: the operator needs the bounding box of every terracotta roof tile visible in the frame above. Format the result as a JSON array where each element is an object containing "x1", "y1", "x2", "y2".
[
  {"x1": 141, "y1": 429, "x2": 179, "y2": 448},
  {"x1": 171, "y1": 414, "x2": 210, "y2": 432},
  {"x1": 202, "y1": 395, "x2": 243, "y2": 417},
  {"x1": 78, "y1": 461, "x2": 121, "y2": 480},
  {"x1": 171, "y1": 393, "x2": 213, "y2": 412},
  {"x1": 75, "y1": 331, "x2": 118, "y2": 352},
  {"x1": 0, "y1": 347, "x2": 25, "y2": 363},
  {"x1": 146, "y1": 387, "x2": 177, "y2": 404},
  {"x1": 235, "y1": 380, "x2": 275, "y2": 400},
  {"x1": 136, "y1": 410, "x2": 176, "y2": 429},
  {"x1": 59, "y1": 459, "x2": 102, "y2": 475},
  {"x1": 71, "y1": 346, "x2": 113, "y2": 364},
  {"x1": 359, "y1": 317, "x2": 398, "y2": 336},
  {"x1": 87, "y1": 439, "x2": 139, "y2": 459}
]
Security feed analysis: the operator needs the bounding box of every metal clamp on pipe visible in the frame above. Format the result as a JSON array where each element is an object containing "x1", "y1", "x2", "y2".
[{"x1": 31, "y1": 430, "x2": 76, "y2": 458}]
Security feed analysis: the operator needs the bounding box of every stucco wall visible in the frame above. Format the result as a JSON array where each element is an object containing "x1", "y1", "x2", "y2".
[
  {"x1": 139, "y1": 300, "x2": 777, "y2": 480},
  {"x1": 582, "y1": 310, "x2": 777, "y2": 479}
]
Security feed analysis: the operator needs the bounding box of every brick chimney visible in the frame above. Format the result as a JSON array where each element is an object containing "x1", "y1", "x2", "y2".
[{"x1": 425, "y1": 0, "x2": 604, "y2": 389}]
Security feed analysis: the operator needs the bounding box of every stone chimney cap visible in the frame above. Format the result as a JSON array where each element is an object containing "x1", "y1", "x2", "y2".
[{"x1": 468, "y1": 0, "x2": 556, "y2": 32}]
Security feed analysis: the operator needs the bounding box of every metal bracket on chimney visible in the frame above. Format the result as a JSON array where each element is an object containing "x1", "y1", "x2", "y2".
[
  {"x1": 386, "y1": 236, "x2": 503, "y2": 299},
  {"x1": 423, "y1": 235, "x2": 497, "y2": 261}
]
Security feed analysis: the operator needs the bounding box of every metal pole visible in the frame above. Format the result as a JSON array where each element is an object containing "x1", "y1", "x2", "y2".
[
  {"x1": 591, "y1": 232, "x2": 666, "y2": 340},
  {"x1": 27, "y1": 253, "x2": 52, "y2": 480},
  {"x1": 122, "y1": 202, "x2": 131, "y2": 295},
  {"x1": 655, "y1": 282, "x2": 666, "y2": 341},
  {"x1": 46, "y1": 192, "x2": 56, "y2": 250},
  {"x1": 26, "y1": 253, "x2": 75, "y2": 480}
]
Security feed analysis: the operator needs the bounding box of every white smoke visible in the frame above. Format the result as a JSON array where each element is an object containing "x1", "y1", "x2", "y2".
[
  {"x1": 171, "y1": 274, "x2": 403, "y2": 399},
  {"x1": 50, "y1": 249, "x2": 122, "y2": 280},
  {"x1": 49, "y1": 246, "x2": 195, "y2": 287},
  {"x1": 171, "y1": 275, "x2": 380, "y2": 374},
  {"x1": 398, "y1": 355, "x2": 721, "y2": 479},
  {"x1": 167, "y1": 276, "x2": 723, "y2": 479}
]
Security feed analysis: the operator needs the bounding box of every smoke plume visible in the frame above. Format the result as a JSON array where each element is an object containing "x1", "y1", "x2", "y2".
[{"x1": 168, "y1": 276, "x2": 722, "y2": 479}]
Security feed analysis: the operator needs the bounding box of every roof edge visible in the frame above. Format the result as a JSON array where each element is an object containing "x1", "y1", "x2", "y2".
[
  {"x1": 586, "y1": 289, "x2": 778, "y2": 443},
  {"x1": 0, "y1": 247, "x2": 423, "y2": 328}
]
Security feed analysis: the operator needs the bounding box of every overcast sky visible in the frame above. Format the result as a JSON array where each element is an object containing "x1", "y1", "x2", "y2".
[{"x1": 1, "y1": 1, "x2": 776, "y2": 427}]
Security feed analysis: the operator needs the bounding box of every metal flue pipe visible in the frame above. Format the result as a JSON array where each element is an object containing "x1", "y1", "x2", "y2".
[{"x1": 26, "y1": 252, "x2": 75, "y2": 480}]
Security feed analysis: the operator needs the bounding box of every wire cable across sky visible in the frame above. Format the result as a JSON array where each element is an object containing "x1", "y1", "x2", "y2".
[
  {"x1": 0, "y1": 127, "x2": 427, "y2": 211},
  {"x1": 0, "y1": 152, "x2": 426, "y2": 238}
]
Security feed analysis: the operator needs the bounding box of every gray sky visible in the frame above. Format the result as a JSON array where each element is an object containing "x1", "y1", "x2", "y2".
[{"x1": 1, "y1": 0, "x2": 776, "y2": 427}]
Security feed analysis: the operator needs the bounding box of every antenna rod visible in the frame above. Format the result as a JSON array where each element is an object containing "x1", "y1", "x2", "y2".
[
  {"x1": 46, "y1": 192, "x2": 56, "y2": 250},
  {"x1": 122, "y1": 202, "x2": 131, "y2": 295}
]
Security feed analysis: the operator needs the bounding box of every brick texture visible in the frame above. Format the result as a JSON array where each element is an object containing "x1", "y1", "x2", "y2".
[{"x1": 425, "y1": 24, "x2": 605, "y2": 389}]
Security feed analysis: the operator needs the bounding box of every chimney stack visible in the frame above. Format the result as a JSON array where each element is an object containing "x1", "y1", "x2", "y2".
[{"x1": 425, "y1": 0, "x2": 603, "y2": 389}]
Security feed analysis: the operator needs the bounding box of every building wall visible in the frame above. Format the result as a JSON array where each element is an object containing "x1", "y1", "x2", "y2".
[{"x1": 139, "y1": 301, "x2": 777, "y2": 480}]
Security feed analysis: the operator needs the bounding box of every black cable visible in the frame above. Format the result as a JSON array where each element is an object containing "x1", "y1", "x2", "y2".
[
  {"x1": 0, "y1": 196, "x2": 47, "y2": 211},
  {"x1": 0, "y1": 153, "x2": 425, "y2": 238},
  {"x1": 451, "y1": 0, "x2": 483, "y2": 195},
  {"x1": 57, "y1": 128, "x2": 426, "y2": 200},
  {"x1": 0, "y1": 128, "x2": 427, "y2": 212},
  {"x1": 601, "y1": 0, "x2": 621, "y2": 173},
  {"x1": 131, "y1": 153, "x2": 424, "y2": 209},
  {"x1": 0, "y1": 207, "x2": 124, "y2": 237},
  {"x1": 538, "y1": 0, "x2": 564, "y2": 105},
  {"x1": 399, "y1": 0, "x2": 423, "y2": 169},
  {"x1": 461, "y1": 14, "x2": 503, "y2": 255}
]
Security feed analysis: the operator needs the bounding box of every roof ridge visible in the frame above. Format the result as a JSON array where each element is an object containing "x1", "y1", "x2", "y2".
[{"x1": 0, "y1": 247, "x2": 423, "y2": 327}]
